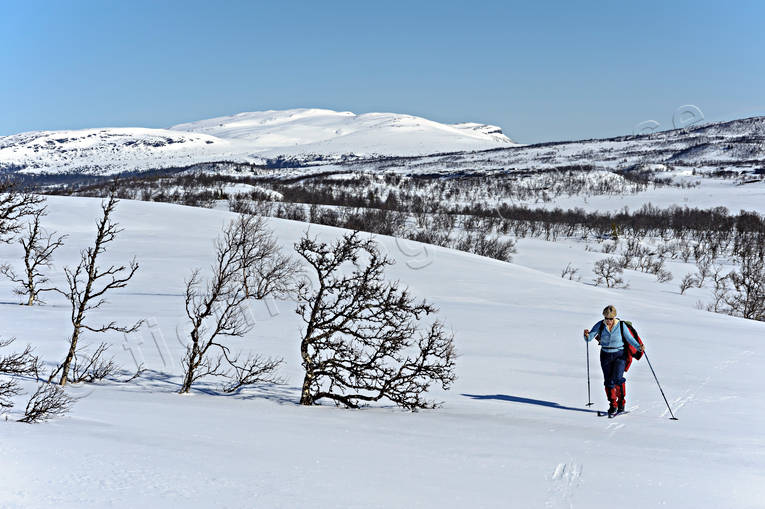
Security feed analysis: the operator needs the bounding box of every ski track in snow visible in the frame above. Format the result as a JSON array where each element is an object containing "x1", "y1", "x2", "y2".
[
  {"x1": 546, "y1": 462, "x2": 583, "y2": 509},
  {"x1": 605, "y1": 421, "x2": 625, "y2": 438},
  {"x1": 668, "y1": 348, "x2": 753, "y2": 417}
]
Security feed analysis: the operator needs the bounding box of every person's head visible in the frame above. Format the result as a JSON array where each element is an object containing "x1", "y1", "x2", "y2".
[{"x1": 602, "y1": 305, "x2": 617, "y2": 323}]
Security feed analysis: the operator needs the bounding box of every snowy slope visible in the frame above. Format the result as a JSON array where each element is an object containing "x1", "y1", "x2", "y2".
[
  {"x1": 0, "y1": 109, "x2": 515, "y2": 176},
  {"x1": 517, "y1": 177, "x2": 765, "y2": 213},
  {"x1": 171, "y1": 108, "x2": 515, "y2": 154},
  {"x1": 336, "y1": 115, "x2": 765, "y2": 177},
  {"x1": 1, "y1": 197, "x2": 764, "y2": 509},
  {"x1": 0, "y1": 128, "x2": 228, "y2": 176}
]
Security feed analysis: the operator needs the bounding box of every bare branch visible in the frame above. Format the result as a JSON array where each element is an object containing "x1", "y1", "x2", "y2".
[
  {"x1": 69, "y1": 343, "x2": 118, "y2": 384},
  {"x1": 0, "y1": 378, "x2": 22, "y2": 409},
  {"x1": 0, "y1": 179, "x2": 45, "y2": 244},
  {"x1": 0, "y1": 340, "x2": 39, "y2": 377},
  {"x1": 18, "y1": 383, "x2": 74, "y2": 423},
  {"x1": 121, "y1": 363, "x2": 145, "y2": 383},
  {"x1": 221, "y1": 354, "x2": 284, "y2": 393}
]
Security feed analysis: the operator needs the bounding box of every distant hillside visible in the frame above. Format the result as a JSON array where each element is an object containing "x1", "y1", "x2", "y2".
[
  {"x1": 2, "y1": 111, "x2": 763, "y2": 181},
  {"x1": 0, "y1": 108, "x2": 516, "y2": 176}
]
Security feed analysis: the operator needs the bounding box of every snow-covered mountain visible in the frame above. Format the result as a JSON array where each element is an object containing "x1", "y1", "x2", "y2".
[
  {"x1": 0, "y1": 109, "x2": 516, "y2": 176},
  {"x1": 171, "y1": 109, "x2": 514, "y2": 152},
  {"x1": 3, "y1": 110, "x2": 764, "y2": 179}
]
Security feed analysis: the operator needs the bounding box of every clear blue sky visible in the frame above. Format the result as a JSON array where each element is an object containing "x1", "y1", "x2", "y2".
[{"x1": 2, "y1": 0, "x2": 763, "y2": 143}]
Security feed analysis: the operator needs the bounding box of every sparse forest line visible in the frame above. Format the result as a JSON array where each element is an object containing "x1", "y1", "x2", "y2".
[{"x1": 35, "y1": 169, "x2": 765, "y2": 324}]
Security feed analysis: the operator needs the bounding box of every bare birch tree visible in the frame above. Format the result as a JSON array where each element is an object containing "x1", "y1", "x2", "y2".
[
  {"x1": 725, "y1": 233, "x2": 765, "y2": 320},
  {"x1": 593, "y1": 257, "x2": 628, "y2": 288},
  {"x1": 295, "y1": 231, "x2": 456, "y2": 410},
  {"x1": 50, "y1": 195, "x2": 141, "y2": 386},
  {"x1": 179, "y1": 214, "x2": 296, "y2": 393},
  {"x1": 0, "y1": 207, "x2": 66, "y2": 305}
]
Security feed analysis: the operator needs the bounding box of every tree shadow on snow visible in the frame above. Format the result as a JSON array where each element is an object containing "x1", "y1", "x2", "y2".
[
  {"x1": 0, "y1": 300, "x2": 26, "y2": 306},
  {"x1": 206, "y1": 383, "x2": 301, "y2": 405},
  {"x1": 128, "y1": 369, "x2": 302, "y2": 405},
  {"x1": 462, "y1": 394, "x2": 598, "y2": 413}
]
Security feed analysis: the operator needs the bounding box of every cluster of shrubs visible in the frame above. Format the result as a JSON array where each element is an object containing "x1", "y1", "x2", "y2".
[
  {"x1": 588, "y1": 225, "x2": 763, "y2": 321},
  {"x1": 230, "y1": 198, "x2": 517, "y2": 263}
]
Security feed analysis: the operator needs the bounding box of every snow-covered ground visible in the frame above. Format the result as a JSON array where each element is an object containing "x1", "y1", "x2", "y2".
[
  {"x1": 1, "y1": 197, "x2": 764, "y2": 509},
  {"x1": 509, "y1": 177, "x2": 765, "y2": 213}
]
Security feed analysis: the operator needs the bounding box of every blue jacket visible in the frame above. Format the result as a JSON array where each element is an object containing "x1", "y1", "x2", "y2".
[{"x1": 586, "y1": 319, "x2": 641, "y2": 353}]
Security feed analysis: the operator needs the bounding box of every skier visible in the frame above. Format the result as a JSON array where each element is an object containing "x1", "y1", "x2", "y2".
[{"x1": 583, "y1": 305, "x2": 645, "y2": 416}]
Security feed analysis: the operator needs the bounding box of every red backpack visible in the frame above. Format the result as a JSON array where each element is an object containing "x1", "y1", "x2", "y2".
[{"x1": 595, "y1": 319, "x2": 644, "y2": 371}]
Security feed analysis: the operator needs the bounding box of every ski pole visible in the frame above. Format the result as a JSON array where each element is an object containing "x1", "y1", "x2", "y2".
[
  {"x1": 643, "y1": 352, "x2": 678, "y2": 420},
  {"x1": 585, "y1": 336, "x2": 593, "y2": 406}
]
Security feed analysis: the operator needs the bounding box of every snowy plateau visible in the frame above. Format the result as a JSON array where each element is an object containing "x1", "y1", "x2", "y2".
[{"x1": 0, "y1": 110, "x2": 764, "y2": 509}]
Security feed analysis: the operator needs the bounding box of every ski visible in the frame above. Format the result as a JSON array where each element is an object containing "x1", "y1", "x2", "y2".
[{"x1": 597, "y1": 410, "x2": 629, "y2": 418}]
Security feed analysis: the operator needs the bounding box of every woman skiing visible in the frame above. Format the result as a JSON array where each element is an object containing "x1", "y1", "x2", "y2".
[{"x1": 584, "y1": 305, "x2": 645, "y2": 416}]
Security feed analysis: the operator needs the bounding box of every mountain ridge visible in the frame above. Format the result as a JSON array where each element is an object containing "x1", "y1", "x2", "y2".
[{"x1": 1, "y1": 111, "x2": 763, "y2": 178}]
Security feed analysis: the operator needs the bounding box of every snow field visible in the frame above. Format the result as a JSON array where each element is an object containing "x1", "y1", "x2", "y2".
[{"x1": 0, "y1": 196, "x2": 764, "y2": 508}]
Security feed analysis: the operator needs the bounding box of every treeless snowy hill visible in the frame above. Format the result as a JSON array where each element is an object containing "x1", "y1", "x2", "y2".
[
  {"x1": 170, "y1": 108, "x2": 515, "y2": 154},
  {"x1": 0, "y1": 109, "x2": 515, "y2": 176},
  {"x1": 1, "y1": 197, "x2": 763, "y2": 508}
]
